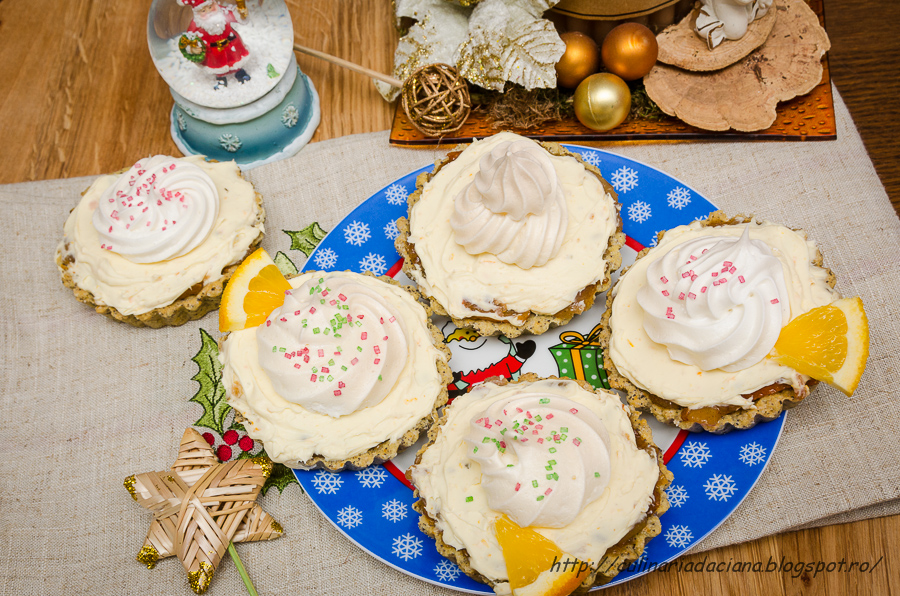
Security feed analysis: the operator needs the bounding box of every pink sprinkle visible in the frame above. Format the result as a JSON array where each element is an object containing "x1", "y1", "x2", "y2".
[
  {"x1": 295, "y1": 310, "x2": 301, "y2": 316},
  {"x1": 544, "y1": 488, "x2": 553, "y2": 496},
  {"x1": 351, "y1": 358, "x2": 359, "y2": 366},
  {"x1": 338, "y1": 294, "x2": 347, "y2": 302},
  {"x1": 318, "y1": 349, "x2": 325, "y2": 358},
  {"x1": 484, "y1": 422, "x2": 492, "y2": 429},
  {"x1": 162, "y1": 167, "x2": 168, "y2": 173},
  {"x1": 361, "y1": 332, "x2": 367, "y2": 340},
  {"x1": 691, "y1": 274, "x2": 698, "y2": 281},
  {"x1": 723, "y1": 261, "x2": 732, "y2": 268},
  {"x1": 535, "y1": 424, "x2": 543, "y2": 430},
  {"x1": 688, "y1": 292, "x2": 697, "y2": 300},
  {"x1": 537, "y1": 438, "x2": 544, "y2": 444},
  {"x1": 303, "y1": 356, "x2": 309, "y2": 363},
  {"x1": 662, "y1": 290, "x2": 670, "y2": 297},
  {"x1": 573, "y1": 438, "x2": 581, "y2": 446},
  {"x1": 713, "y1": 280, "x2": 720, "y2": 287},
  {"x1": 690, "y1": 255, "x2": 698, "y2": 261},
  {"x1": 701, "y1": 286, "x2": 708, "y2": 293},
  {"x1": 553, "y1": 435, "x2": 561, "y2": 441},
  {"x1": 569, "y1": 408, "x2": 579, "y2": 414},
  {"x1": 533, "y1": 430, "x2": 539, "y2": 435},
  {"x1": 358, "y1": 314, "x2": 364, "y2": 319},
  {"x1": 280, "y1": 317, "x2": 287, "y2": 322},
  {"x1": 157, "y1": 200, "x2": 162, "y2": 206},
  {"x1": 729, "y1": 266, "x2": 737, "y2": 274},
  {"x1": 346, "y1": 314, "x2": 352, "y2": 323},
  {"x1": 702, "y1": 248, "x2": 709, "y2": 254},
  {"x1": 720, "y1": 277, "x2": 728, "y2": 284},
  {"x1": 389, "y1": 316, "x2": 396, "y2": 323},
  {"x1": 661, "y1": 276, "x2": 669, "y2": 284},
  {"x1": 334, "y1": 390, "x2": 342, "y2": 396},
  {"x1": 309, "y1": 307, "x2": 316, "y2": 314},
  {"x1": 125, "y1": 224, "x2": 130, "y2": 229},
  {"x1": 546, "y1": 414, "x2": 554, "y2": 420},
  {"x1": 516, "y1": 408, "x2": 523, "y2": 413},
  {"x1": 170, "y1": 163, "x2": 176, "y2": 169},
  {"x1": 108, "y1": 226, "x2": 113, "y2": 233},
  {"x1": 329, "y1": 300, "x2": 336, "y2": 306},
  {"x1": 515, "y1": 483, "x2": 521, "y2": 492},
  {"x1": 162, "y1": 227, "x2": 166, "y2": 231},
  {"x1": 321, "y1": 367, "x2": 329, "y2": 373},
  {"x1": 310, "y1": 374, "x2": 318, "y2": 382},
  {"x1": 738, "y1": 276, "x2": 746, "y2": 283},
  {"x1": 142, "y1": 207, "x2": 148, "y2": 213},
  {"x1": 338, "y1": 381, "x2": 345, "y2": 388},
  {"x1": 475, "y1": 418, "x2": 484, "y2": 425},
  {"x1": 711, "y1": 271, "x2": 718, "y2": 277},
  {"x1": 137, "y1": 169, "x2": 146, "y2": 176},
  {"x1": 380, "y1": 317, "x2": 384, "y2": 324},
  {"x1": 374, "y1": 358, "x2": 380, "y2": 364},
  {"x1": 771, "y1": 298, "x2": 779, "y2": 304},
  {"x1": 334, "y1": 351, "x2": 341, "y2": 356},
  {"x1": 322, "y1": 290, "x2": 328, "y2": 297},
  {"x1": 520, "y1": 438, "x2": 528, "y2": 443},
  {"x1": 110, "y1": 210, "x2": 119, "y2": 220},
  {"x1": 383, "y1": 336, "x2": 388, "y2": 341},
  {"x1": 500, "y1": 441, "x2": 507, "y2": 449},
  {"x1": 526, "y1": 411, "x2": 533, "y2": 419},
  {"x1": 682, "y1": 271, "x2": 691, "y2": 279},
  {"x1": 374, "y1": 346, "x2": 381, "y2": 354},
  {"x1": 495, "y1": 419, "x2": 503, "y2": 426},
  {"x1": 266, "y1": 320, "x2": 271, "y2": 327},
  {"x1": 108, "y1": 198, "x2": 114, "y2": 203},
  {"x1": 678, "y1": 292, "x2": 686, "y2": 300},
  {"x1": 666, "y1": 312, "x2": 675, "y2": 320},
  {"x1": 294, "y1": 363, "x2": 301, "y2": 369}
]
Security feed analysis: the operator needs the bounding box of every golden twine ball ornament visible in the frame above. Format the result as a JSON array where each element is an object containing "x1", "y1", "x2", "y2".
[
  {"x1": 574, "y1": 73, "x2": 632, "y2": 132},
  {"x1": 601, "y1": 23, "x2": 659, "y2": 81},
  {"x1": 555, "y1": 31, "x2": 600, "y2": 89},
  {"x1": 401, "y1": 63, "x2": 472, "y2": 137}
]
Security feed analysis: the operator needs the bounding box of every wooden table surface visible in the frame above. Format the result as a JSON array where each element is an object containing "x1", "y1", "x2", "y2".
[{"x1": 0, "y1": 1, "x2": 897, "y2": 594}]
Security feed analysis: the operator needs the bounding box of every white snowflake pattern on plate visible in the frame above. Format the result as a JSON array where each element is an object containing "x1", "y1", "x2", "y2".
[
  {"x1": 611, "y1": 166, "x2": 639, "y2": 193},
  {"x1": 738, "y1": 442, "x2": 767, "y2": 466},
  {"x1": 382, "y1": 499, "x2": 408, "y2": 523},
  {"x1": 664, "y1": 524, "x2": 693, "y2": 549},
  {"x1": 627, "y1": 200, "x2": 652, "y2": 223},
  {"x1": 579, "y1": 150, "x2": 602, "y2": 167},
  {"x1": 313, "y1": 247, "x2": 338, "y2": 270},
  {"x1": 359, "y1": 253, "x2": 388, "y2": 276},
  {"x1": 680, "y1": 441, "x2": 712, "y2": 468},
  {"x1": 336, "y1": 505, "x2": 363, "y2": 529},
  {"x1": 649, "y1": 230, "x2": 664, "y2": 247},
  {"x1": 392, "y1": 533, "x2": 423, "y2": 561},
  {"x1": 434, "y1": 559, "x2": 462, "y2": 582},
  {"x1": 384, "y1": 184, "x2": 408, "y2": 206},
  {"x1": 665, "y1": 484, "x2": 689, "y2": 508},
  {"x1": 310, "y1": 470, "x2": 344, "y2": 494},
  {"x1": 704, "y1": 474, "x2": 738, "y2": 501},
  {"x1": 667, "y1": 187, "x2": 691, "y2": 209},
  {"x1": 344, "y1": 221, "x2": 371, "y2": 246},
  {"x1": 356, "y1": 466, "x2": 388, "y2": 488},
  {"x1": 384, "y1": 220, "x2": 400, "y2": 241}
]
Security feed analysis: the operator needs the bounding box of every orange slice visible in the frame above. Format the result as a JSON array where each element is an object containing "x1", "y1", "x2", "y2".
[
  {"x1": 494, "y1": 515, "x2": 590, "y2": 596},
  {"x1": 770, "y1": 297, "x2": 869, "y2": 396},
  {"x1": 219, "y1": 248, "x2": 292, "y2": 332}
]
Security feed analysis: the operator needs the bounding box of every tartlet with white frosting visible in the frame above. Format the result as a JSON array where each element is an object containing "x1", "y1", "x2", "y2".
[
  {"x1": 396, "y1": 132, "x2": 624, "y2": 338},
  {"x1": 408, "y1": 374, "x2": 671, "y2": 592},
  {"x1": 600, "y1": 212, "x2": 839, "y2": 433},
  {"x1": 221, "y1": 270, "x2": 452, "y2": 471},
  {"x1": 56, "y1": 155, "x2": 265, "y2": 328}
]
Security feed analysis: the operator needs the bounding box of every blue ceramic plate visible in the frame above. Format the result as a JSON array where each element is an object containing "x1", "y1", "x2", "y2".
[{"x1": 292, "y1": 146, "x2": 785, "y2": 591}]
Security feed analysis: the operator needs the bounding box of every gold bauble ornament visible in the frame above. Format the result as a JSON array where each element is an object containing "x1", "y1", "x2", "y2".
[
  {"x1": 601, "y1": 23, "x2": 659, "y2": 81},
  {"x1": 555, "y1": 32, "x2": 600, "y2": 89},
  {"x1": 574, "y1": 73, "x2": 631, "y2": 132},
  {"x1": 402, "y1": 64, "x2": 471, "y2": 137}
]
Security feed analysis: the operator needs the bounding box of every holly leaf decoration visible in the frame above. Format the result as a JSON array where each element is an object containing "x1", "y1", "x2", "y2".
[
  {"x1": 238, "y1": 448, "x2": 301, "y2": 495},
  {"x1": 273, "y1": 251, "x2": 298, "y2": 277},
  {"x1": 190, "y1": 328, "x2": 231, "y2": 435},
  {"x1": 284, "y1": 223, "x2": 327, "y2": 257}
]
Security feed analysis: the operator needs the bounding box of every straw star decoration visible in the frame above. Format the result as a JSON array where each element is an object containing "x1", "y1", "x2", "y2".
[{"x1": 125, "y1": 429, "x2": 283, "y2": 594}]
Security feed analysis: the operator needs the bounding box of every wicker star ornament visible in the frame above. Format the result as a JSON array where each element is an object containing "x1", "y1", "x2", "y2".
[{"x1": 125, "y1": 429, "x2": 283, "y2": 594}]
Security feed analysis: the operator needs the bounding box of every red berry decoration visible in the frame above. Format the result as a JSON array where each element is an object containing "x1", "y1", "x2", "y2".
[
  {"x1": 217, "y1": 445, "x2": 233, "y2": 461},
  {"x1": 202, "y1": 432, "x2": 215, "y2": 446},
  {"x1": 223, "y1": 429, "x2": 239, "y2": 445},
  {"x1": 239, "y1": 436, "x2": 254, "y2": 452}
]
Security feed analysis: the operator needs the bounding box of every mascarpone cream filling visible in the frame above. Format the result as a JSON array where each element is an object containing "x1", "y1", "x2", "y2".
[
  {"x1": 58, "y1": 156, "x2": 263, "y2": 316},
  {"x1": 222, "y1": 272, "x2": 445, "y2": 465},
  {"x1": 410, "y1": 379, "x2": 659, "y2": 588},
  {"x1": 609, "y1": 221, "x2": 839, "y2": 409},
  {"x1": 408, "y1": 132, "x2": 618, "y2": 324}
]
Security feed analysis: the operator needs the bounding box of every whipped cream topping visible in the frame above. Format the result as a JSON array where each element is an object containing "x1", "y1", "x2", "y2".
[
  {"x1": 256, "y1": 274, "x2": 407, "y2": 418},
  {"x1": 222, "y1": 271, "x2": 446, "y2": 465},
  {"x1": 410, "y1": 379, "x2": 659, "y2": 588},
  {"x1": 636, "y1": 227, "x2": 790, "y2": 372},
  {"x1": 92, "y1": 156, "x2": 219, "y2": 263},
  {"x1": 464, "y1": 393, "x2": 611, "y2": 528},
  {"x1": 407, "y1": 132, "x2": 618, "y2": 323},
  {"x1": 450, "y1": 139, "x2": 568, "y2": 269},
  {"x1": 609, "y1": 220, "x2": 839, "y2": 409},
  {"x1": 57, "y1": 155, "x2": 263, "y2": 316}
]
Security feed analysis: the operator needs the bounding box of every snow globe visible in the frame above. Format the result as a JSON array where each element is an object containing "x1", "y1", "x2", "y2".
[{"x1": 148, "y1": 0, "x2": 320, "y2": 168}]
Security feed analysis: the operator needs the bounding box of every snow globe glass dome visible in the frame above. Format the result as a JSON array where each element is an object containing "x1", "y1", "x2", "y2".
[{"x1": 148, "y1": 0, "x2": 319, "y2": 168}]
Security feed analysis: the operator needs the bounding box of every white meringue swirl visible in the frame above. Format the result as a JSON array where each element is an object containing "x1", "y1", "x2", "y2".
[
  {"x1": 92, "y1": 155, "x2": 219, "y2": 263},
  {"x1": 636, "y1": 226, "x2": 790, "y2": 372},
  {"x1": 463, "y1": 392, "x2": 611, "y2": 528},
  {"x1": 256, "y1": 273, "x2": 408, "y2": 418},
  {"x1": 449, "y1": 139, "x2": 568, "y2": 269}
]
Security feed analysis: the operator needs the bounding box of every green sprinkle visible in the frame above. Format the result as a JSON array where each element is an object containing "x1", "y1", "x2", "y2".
[
  {"x1": 546, "y1": 473, "x2": 558, "y2": 481},
  {"x1": 549, "y1": 447, "x2": 557, "y2": 454},
  {"x1": 341, "y1": 365, "x2": 348, "y2": 371},
  {"x1": 323, "y1": 328, "x2": 330, "y2": 335},
  {"x1": 318, "y1": 376, "x2": 324, "y2": 382},
  {"x1": 507, "y1": 464, "x2": 514, "y2": 467},
  {"x1": 279, "y1": 347, "x2": 286, "y2": 352},
  {"x1": 545, "y1": 465, "x2": 552, "y2": 471},
  {"x1": 320, "y1": 299, "x2": 325, "y2": 304},
  {"x1": 272, "y1": 346, "x2": 277, "y2": 352},
  {"x1": 357, "y1": 346, "x2": 363, "y2": 352},
  {"x1": 532, "y1": 480, "x2": 539, "y2": 488},
  {"x1": 539, "y1": 398, "x2": 550, "y2": 404},
  {"x1": 313, "y1": 328, "x2": 320, "y2": 334},
  {"x1": 535, "y1": 415, "x2": 542, "y2": 422},
  {"x1": 378, "y1": 374, "x2": 382, "y2": 381},
  {"x1": 500, "y1": 428, "x2": 507, "y2": 435},
  {"x1": 483, "y1": 437, "x2": 491, "y2": 443},
  {"x1": 465, "y1": 496, "x2": 473, "y2": 503},
  {"x1": 334, "y1": 333, "x2": 341, "y2": 338},
  {"x1": 312, "y1": 367, "x2": 318, "y2": 373},
  {"x1": 328, "y1": 359, "x2": 335, "y2": 366},
  {"x1": 536, "y1": 495, "x2": 544, "y2": 502},
  {"x1": 560, "y1": 434, "x2": 568, "y2": 441},
  {"x1": 594, "y1": 472, "x2": 601, "y2": 477},
  {"x1": 327, "y1": 375, "x2": 333, "y2": 382},
  {"x1": 318, "y1": 277, "x2": 324, "y2": 283},
  {"x1": 548, "y1": 460, "x2": 556, "y2": 466},
  {"x1": 561, "y1": 427, "x2": 569, "y2": 433},
  {"x1": 513, "y1": 422, "x2": 520, "y2": 429}
]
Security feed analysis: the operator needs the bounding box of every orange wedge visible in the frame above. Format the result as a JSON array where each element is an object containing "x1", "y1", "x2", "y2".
[
  {"x1": 494, "y1": 516, "x2": 590, "y2": 596},
  {"x1": 219, "y1": 248, "x2": 292, "y2": 332},
  {"x1": 770, "y1": 297, "x2": 869, "y2": 396}
]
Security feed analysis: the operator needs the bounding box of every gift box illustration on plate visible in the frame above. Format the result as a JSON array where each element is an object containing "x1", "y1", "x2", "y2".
[{"x1": 550, "y1": 322, "x2": 610, "y2": 390}]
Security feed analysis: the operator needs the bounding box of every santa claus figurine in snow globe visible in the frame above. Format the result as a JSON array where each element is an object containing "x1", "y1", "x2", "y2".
[{"x1": 148, "y1": 0, "x2": 319, "y2": 168}]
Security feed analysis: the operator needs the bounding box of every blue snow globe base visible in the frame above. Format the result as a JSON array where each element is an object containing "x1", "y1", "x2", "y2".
[{"x1": 169, "y1": 56, "x2": 320, "y2": 170}]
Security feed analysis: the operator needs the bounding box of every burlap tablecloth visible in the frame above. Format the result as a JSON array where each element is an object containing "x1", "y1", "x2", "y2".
[{"x1": 1, "y1": 87, "x2": 898, "y2": 594}]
